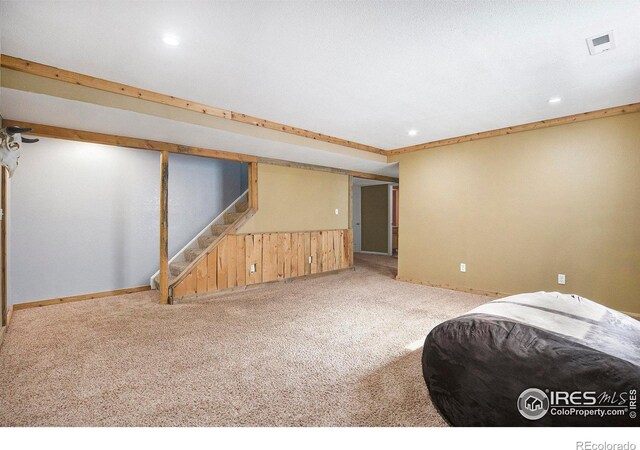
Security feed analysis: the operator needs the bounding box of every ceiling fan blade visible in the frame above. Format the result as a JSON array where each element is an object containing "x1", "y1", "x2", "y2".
[
  {"x1": 21, "y1": 137, "x2": 39, "y2": 144},
  {"x1": 6, "y1": 126, "x2": 33, "y2": 136}
]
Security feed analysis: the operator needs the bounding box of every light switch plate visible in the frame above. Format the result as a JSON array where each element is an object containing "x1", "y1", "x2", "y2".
[
  {"x1": 558, "y1": 274, "x2": 566, "y2": 285},
  {"x1": 250, "y1": 264, "x2": 256, "y2": 273},
  {"x1": 460, "y1": 263, "x2": 466, "y2": 273}
]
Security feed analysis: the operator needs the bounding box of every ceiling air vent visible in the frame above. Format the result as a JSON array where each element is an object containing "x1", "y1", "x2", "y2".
[{"x1": 586, "y1": 31, "x2": 615, "y2": 55}]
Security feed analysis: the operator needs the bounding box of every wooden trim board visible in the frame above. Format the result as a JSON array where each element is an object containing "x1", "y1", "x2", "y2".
[
  {"x1": 395, "y1": 275, "x2": 507, "y2": 298},
  {"x1": 258, "y1": 157, "x2": 399, "y2": 183},
  {"x1": 175, "y1": 267, "x2": 355, "y2": 302},
  {"x1": 159, "y1": 150, "x2": 169, "y2": 305},
  {"x1": 396, "y1": 276, "x2": 640, "y2": 319},
  {"x1": 1, "y1": 54, "x2": 385, "y2": 155},
  {"x1": 249, "y1": 162, "x2": 259, "y2": 210},
  {"x1": 12, "y1": 286, "x2": 151, "y2": 310},
  {"x1": 2, "y1": 120, "x2": 396, "y2": 182},
  {"x1": 3, "y1": 55, "x2": 638, "y2": 160},
  {"x1": 389, "y1": 102, "x2": 640, "y2": 155},
  {"x1": 3, "y1": 119, "x2": 257, "y2": 163}
]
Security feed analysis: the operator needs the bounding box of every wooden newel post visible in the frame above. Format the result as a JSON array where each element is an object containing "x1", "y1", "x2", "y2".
[{"x1": 159, "y1": 150, "x2": 169, "y2": 304}]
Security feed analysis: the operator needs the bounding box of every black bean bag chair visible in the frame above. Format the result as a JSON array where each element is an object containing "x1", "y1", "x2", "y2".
[{"x1": 422, "y1": 292, "x2": 640, "y2": 426}]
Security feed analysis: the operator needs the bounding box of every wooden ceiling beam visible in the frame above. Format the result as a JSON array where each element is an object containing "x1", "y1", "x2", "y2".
[
  {"x1": 1, "y1": 119, "x2": 397, "y2": 182},
  {"x1": 1, "y1": 54, "x2": 386, "y2": 156},
  {"x1": 389, "y1": 102, "x2": 640, "y2": 155},
  {"x1": 2, "y1": 119, "x2": 258, "y2": 163},
  {"x1": 257, "y1": 157, "x2": 398, "y2": 183}
]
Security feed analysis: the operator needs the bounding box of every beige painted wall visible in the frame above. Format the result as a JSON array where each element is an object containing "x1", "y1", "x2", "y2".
[
  {"x1": 238, "y1": 163, "x2": 349, "y2": 233},
  {"x1": 390, "y1": 112, "x2": 640, "y2": 314}
]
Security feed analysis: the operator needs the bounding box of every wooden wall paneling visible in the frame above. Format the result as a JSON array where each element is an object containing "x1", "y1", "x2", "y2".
[
  {"x1": 333, "y1": 230, "x2": 341, "y2": 269},
  {"x1": 261, "y1": 234, "x2": 270, "y2": 282},
  {"x1": 319, "y1": 231, "x2": 325, "y2": 272},
  {"x1": 207, "y1": 247, "x2": 218, "y2": 292},
  {"x1": 184, "y1": 271, "x2": 196, "y2": 296},
  {"x1": 323, "y1": 231, "x2": 332, "y2": 272},
  {"x1": 227, "y1": 235, "x2": 237, "y2": 288},
  {"x1": 320, "y1": 231, "x2": 327, "y2": 273},
  {"x1": 217, "y1": 237, "x2": 228, "y2": 290},
  {"x1": 303, "y1": 232, "x2": 311, "y2": 275},
  {"x1": 348, "y1": 229, "x2": 354, "y2": 266},
  {"x1": 339, "y1": 230, "x2": 348, "y2": 269},
  {"x1": 173, "y1": 278, "x2": 186, "y2": 299},
  {"x1": 245, "y1": 234, "x2": 254, "y2": 285},
  {"x1": 331, "y1": 230, "x2": 338, "y2": 270},
  {"x1": 296, "y1": 233, "x2": 305, "y2": 276},
  {"x1": 310, "y1": 232, "x2": 319, "y2": 274},
  {"x1": 276, "y1": 233, "x2": 285, "y2": 280},
  {"x1": 283, "y1": 233, "x2": 292, "y2": 279},
  {"x1": 262, "y1": 234, "x2": 278, "y2": 282},
  {"x1": 246, "y1": 234, "x2": 263, "y2": 285},
  {"x1": 174, "y1": 229, "x2": 351, "y2": 301},
  {"x1": 290, "y1": 233, "x2": 299, "y2": 278},
  {"x1": 196, "y1": 257, "x2": 208, "y2": 294},
  {"x1": 236, "y1": 235, "x2": 246, "y2": 287},
  {"x1": 254, "y1": 234, "x2": 263, "y2": 284}
]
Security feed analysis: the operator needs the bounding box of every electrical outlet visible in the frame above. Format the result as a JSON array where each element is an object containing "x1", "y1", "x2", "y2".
[
  {"x1": 250, "y1": 264, "x2": 256, "y2": 273},
  {"x1": 335, "y1": 208, "x2": 339, "y2": 215},
  {"x1": 460, "y1": 263, "x2": 466, "y2": 273},
  {"x1": 308, "y1": 256, "x2": 313, "y2": 264},
  {"x1": 558, "y1": 274, "x2": 566, "y2": 285}
]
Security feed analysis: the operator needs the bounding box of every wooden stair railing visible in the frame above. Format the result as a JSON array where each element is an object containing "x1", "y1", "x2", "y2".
[
  {"x1": 149, "y1": 190, "x2": 256, "y2": 291},
  {"x1": 152, "y1": 162, "x2": 259, "y2": 302}
]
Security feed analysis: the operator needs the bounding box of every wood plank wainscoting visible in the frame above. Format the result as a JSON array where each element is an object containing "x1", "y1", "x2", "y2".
[{"x1": 172, "y1": 229, "x2": 354, "y2": 302}]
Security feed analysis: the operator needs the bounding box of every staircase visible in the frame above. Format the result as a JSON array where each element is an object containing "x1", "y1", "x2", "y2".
[{"x1": 150, "y1": 190, "x2": 252, "y2": 289}]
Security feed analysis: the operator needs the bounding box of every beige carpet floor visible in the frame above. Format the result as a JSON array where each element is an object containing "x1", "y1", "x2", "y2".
[{"x1": 0, "y1": 254, "x2": 490, "y2": 426}]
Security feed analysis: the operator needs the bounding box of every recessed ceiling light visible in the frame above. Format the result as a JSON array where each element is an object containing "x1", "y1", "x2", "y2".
[
  {"x1": 548, "y1": 97, "x2": 562, "y2": 104},
  {"x1": 162, "y1": 34, "x2": 180, "y2": 47},
  {"x1": 408, "y1": 129, "x2": 418, "y2": 136}
]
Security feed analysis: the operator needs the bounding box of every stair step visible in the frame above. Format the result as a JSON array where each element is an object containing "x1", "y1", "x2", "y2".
[
  {"x1": 184, "y1": 247, "x2": 203, "y2": 262},
  {"x1": 210, "y1": 224, "x2": 228, "y2": 235},
  {"x1": 198, "y1": 234, "x2": 221, "y2": 249},
  {"x1": 235, "y1": 201, "x2": 248, "y2": 213},
  {"x1": 170, "y1": 261, "x2": 190, "y2": 277},
  {"x1": 224, "y1": 212, "x2": 243, "y2": 224}
]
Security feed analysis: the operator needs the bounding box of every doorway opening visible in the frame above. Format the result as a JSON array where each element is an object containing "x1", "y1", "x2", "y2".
[{"x1": 351, "y1": 178, "x2": 398, "y2": 257}]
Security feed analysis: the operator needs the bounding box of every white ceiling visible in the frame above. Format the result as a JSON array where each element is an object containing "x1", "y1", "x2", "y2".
[
  {"x1": 1, "y1": 0, "x2": 639, "y2": 155},
  {"x1": 0, "y1": 88, "x2": 398, "y2": 176}
]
